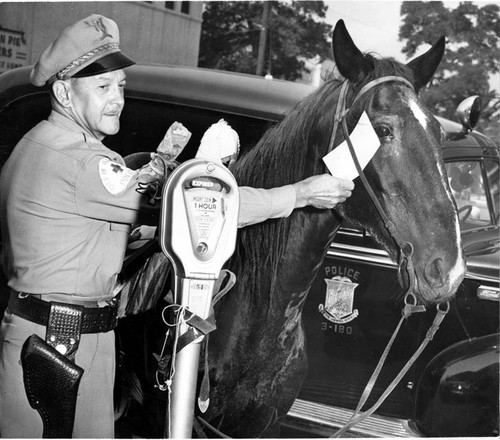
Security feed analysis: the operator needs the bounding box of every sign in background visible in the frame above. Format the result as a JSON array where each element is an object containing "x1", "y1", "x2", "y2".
[{"x1": 0, "y1": 28, "x2": 27, "y2": 74}]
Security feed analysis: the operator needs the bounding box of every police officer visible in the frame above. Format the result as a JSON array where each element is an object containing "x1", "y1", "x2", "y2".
[{"x1": 0, "y1": 14, "x2": 353, "y2": 438}]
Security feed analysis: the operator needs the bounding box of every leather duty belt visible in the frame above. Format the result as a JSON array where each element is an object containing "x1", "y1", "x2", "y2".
[{"x1": 8, "y1": 291, "x2": 118, "y2": 334}]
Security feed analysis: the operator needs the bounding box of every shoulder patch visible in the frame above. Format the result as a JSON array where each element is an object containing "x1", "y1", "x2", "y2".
[{"x1": 99, "y1": 158, "x2": 135, "y2": 195}]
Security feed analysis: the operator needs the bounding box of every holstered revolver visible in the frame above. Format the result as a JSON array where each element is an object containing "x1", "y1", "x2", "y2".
[{"x1": 20, "y1": 301, "x2": 85, "y2": 439}]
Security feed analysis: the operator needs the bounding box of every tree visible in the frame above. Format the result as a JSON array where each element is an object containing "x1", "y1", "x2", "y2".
[
  {"x1": 198, "y1": 1, "x2": 332, "y2": 81},
  {"x1": 399, "y1": 1, "x2": 500, "y2": 139}
]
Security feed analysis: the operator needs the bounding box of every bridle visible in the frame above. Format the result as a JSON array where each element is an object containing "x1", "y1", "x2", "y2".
[
  {"x1": 327, "y1": 75, "x2": 416, "y2": 292},
  {"x1": 327, "y1": 76, "x2": 450, "y2": 437}
]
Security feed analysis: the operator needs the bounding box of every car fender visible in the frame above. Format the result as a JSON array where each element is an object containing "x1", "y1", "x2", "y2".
[{"x1": 413, "y1": 333, "x2": 499, "y2": 437}]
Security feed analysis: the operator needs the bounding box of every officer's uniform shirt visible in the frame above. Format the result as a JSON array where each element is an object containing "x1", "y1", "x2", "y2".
[
  {"x1": 0, "y1": 110, "x2": 157, "y2": 301},
  {"x1": 0, "y1": 110, "x2": 296, "y2": 302}
]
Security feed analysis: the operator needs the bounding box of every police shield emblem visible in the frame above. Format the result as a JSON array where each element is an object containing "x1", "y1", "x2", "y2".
[{"x1": 319, "y1": 276, "x2": 359, "y2": 323}]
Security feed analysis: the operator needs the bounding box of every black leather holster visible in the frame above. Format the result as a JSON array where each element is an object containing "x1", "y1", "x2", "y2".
[
  {"x1": 21, "y1": 331, "x2": 84, "y2": 438},
  {"x1": 13, "y1": 294, "x2": 117, "y2": 437}
]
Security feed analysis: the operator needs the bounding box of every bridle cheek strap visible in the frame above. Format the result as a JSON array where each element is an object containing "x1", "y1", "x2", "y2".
[{"x1": 328, "y1": 76, "x2": 416, "y2": 283}]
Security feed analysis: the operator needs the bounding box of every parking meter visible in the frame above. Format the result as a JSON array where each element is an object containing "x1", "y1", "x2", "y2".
[{"x1": 159, "y1": 158, "x2": 239, "y2": 438}]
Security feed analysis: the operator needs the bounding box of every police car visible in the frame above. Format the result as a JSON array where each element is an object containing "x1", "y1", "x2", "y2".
[{"x1": 0, "y1": 65, "x2": 498, "y2": 437}]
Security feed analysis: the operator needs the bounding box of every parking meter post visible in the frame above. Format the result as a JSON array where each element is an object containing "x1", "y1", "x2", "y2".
[
  {"x1": 167, "y1": 333, "x2": 201, "y2": 438},
  {"x1": 164, "y1": 276, "x2": 209, "y2": 439},
  {"x1": 159, "y1": 159, "x2": 239, "y2": 439}
]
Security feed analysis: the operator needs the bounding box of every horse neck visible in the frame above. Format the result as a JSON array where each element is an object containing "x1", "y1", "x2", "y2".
[
  {"x1": 272, "y1": 209, "x2": 340, "y2": 306},
  {"x1": 230, "y1": 207, "x2": 340, "y2": 329}
]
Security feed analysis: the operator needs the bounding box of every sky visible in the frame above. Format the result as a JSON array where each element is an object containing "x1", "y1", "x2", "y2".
[
  {"x1": 323, "y1": 0, "x2": 481, "y2": 62},
  {"x1": 324, "y1": 1, "x2": 407, "y2": 61}
]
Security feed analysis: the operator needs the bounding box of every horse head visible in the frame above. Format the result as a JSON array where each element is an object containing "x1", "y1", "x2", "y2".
[{"x1": 330, "y1": 20, "x2": 466, "y2": 304}]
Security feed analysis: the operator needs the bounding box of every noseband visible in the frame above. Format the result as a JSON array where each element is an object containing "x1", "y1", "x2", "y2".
[{"x1": 327, "y1": 76, "x2": 416, "y2": 292}]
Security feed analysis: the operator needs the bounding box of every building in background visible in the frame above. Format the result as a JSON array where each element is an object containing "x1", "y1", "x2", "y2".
[{"x1": 0, "y1": 1, "x2": 203, "y2": 75}]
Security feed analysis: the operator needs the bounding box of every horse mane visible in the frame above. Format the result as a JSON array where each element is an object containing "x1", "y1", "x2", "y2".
[
  {"x1": 228, "y1": 81, "x2": 342, "y2": 291},
  {"x1": 233, "y1": 79, "x2": 341, "y2": 189},
  {"x1": 228, "y1": 54, "x2": 415, "y2": 291}
]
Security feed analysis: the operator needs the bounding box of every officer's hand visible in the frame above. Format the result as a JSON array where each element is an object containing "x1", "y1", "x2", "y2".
[{"x1": 293, "y1": 174, "x2": 354, "y2": 209}]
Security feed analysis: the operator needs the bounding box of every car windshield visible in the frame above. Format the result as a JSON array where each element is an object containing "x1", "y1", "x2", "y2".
[{"x1": 447, "y1": 159, "x2": 499, "y2": 231}]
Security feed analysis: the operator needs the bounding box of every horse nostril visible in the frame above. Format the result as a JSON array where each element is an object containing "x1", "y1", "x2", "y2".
[{"x1": 424, "y1": 257, "x2": 446, "y2": 288}]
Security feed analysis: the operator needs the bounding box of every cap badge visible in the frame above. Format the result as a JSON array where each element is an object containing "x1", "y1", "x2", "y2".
[{"x1": 84, "y1": 17, "x2": 113, "y2": 40}]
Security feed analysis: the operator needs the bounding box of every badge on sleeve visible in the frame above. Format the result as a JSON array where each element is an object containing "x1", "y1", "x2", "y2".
[{"x1": 99, "y1": 158, "x2": 135, "y2": 195}]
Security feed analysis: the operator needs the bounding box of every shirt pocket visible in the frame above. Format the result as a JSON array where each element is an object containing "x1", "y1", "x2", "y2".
[
  {"x1": 99, "y1": 222, "x2": 131, "y2": 295},
  {"x1": 110, "y1": 223, "x2": 131, "y2": 234},
  {"x1": 108, "y1": 223, "x2": 131, "y2": 260}
]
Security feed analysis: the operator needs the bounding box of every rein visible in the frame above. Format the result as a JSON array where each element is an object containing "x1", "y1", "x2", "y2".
[
  {"x1": 331, "y1": 296, "x2": 449, "y2": 438},
  {"x1": 327, "y1": 76, "x2": 450, "y2": 437}
]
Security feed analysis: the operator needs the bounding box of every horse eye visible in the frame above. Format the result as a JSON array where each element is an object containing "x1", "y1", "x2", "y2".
[{"x1": 374, "y1": 125, "x2": 392, "y2": 138}]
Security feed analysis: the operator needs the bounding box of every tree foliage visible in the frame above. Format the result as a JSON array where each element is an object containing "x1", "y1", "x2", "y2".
[
  {"x1": 399, "y1": 1, "x2": 500, "y2": 138},
  {"x1": 198, "y1": 1, "x2": 332, "y2": 81}
]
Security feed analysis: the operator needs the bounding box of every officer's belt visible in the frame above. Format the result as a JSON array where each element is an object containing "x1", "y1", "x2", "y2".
[{"x1": 8, "y1": 291, "x2": 118, "y2": 333}]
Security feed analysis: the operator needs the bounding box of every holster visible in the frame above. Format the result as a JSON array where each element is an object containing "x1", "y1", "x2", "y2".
[{"x1": 21, "y1": 334, "x2": 84, "y2": 438}]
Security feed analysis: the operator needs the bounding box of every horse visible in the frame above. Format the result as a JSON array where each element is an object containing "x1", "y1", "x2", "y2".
[{"x1": 117, "y1": 20, "x2": 466, "y2": 438}]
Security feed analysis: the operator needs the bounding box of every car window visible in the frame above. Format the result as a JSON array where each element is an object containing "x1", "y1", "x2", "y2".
[
  {"x1": 0, "y1": 93, "x2": 51, "y2": 169},
  {"x1": 485, "y1": 159, "x2": 499, "y2": 223},
  {"x1": 447, "y1": 160, "x2": 496, "y2": 230},
  {"x1": 106, "y1": 97, "x2": 275, "y2": 161}
]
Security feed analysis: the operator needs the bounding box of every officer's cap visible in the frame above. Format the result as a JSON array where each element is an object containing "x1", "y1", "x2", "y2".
[{"x1": 30, "y1": 14, "x2": 135, "y2": 87}]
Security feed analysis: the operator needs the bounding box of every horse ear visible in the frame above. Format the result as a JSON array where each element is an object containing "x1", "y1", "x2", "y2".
[
  {"x1": 332, "y1": 20, "x2": 373, "y2": 81},
  {"x1": 406, "y1": 36, "x2": 445, "y2": 91}
]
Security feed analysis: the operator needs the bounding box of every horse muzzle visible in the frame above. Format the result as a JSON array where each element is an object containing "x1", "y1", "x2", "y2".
[
  {"x1": 397, "y1": 243, "x2": 466, "y2": 304},
  {"x1": 415, "y1": 253, "x2": 466, "y2": 304}
]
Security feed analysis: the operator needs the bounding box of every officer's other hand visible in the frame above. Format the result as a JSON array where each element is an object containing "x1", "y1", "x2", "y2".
[{"x1": 293, "y1": 174, "x2": 354, "y2": 209}]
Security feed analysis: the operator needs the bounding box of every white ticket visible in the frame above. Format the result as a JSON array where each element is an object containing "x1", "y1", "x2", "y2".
[{"x1": 323, "y1": 111, "x2": 381, "y2": 180}]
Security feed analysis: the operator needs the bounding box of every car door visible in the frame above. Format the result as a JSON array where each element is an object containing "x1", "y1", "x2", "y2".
[{"x1": 299, "y1": 153, "x2": 499, "y2": 421}]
